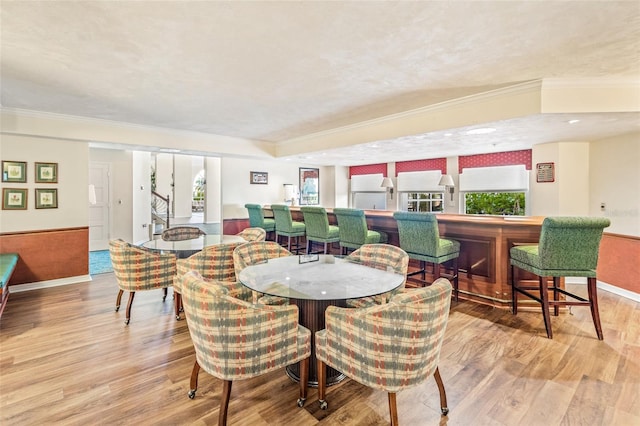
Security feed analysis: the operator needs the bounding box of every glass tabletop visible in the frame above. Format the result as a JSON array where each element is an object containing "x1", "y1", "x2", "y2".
[
  {"x1": 140, "y1": 234, "x2": 246, "y2": 253},
  {"x1": 238, "y1": 254, "x2": 405, "y2": 301}
]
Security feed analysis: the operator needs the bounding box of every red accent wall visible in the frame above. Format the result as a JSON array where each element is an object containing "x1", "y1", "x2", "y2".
[
  {"x1": 597, "y1": 233, "x2": 640, "y2": 294},
  {"x1": 459, "y1": 149, "x2": 532, "y2": 173},
  {"x1": 396, "y1": 158, "x2": 447, "y2": 174},
  {"x1": 349, "y1": 163, "x2": 388, "y2": 178}
]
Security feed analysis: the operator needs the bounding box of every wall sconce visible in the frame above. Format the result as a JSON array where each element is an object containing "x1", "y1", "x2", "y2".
[
  {"x1": 88, "y1": 184, "x2": 97, "y2": 205},
  {"x1": 438, "y1": 174, "x2": 455, "y2": 202},
  {"x1": 381, "y1": 177, "x2": 394, "y2": 199}
]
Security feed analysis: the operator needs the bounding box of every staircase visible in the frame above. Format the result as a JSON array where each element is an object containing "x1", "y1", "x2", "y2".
[{"x1": 151, "y1": 191, "x2": 171, "y2": 235}]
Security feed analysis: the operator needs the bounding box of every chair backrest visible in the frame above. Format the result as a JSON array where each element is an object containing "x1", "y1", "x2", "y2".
[
  {"x1": 323, "y1": 278, "x2": 452, "y2": 392},
  {"x1": 333, "y1": 208, "x2": 369, "y2": 246},
  {"x1": 301, "y1": 206, "x2": 331, "y2": 239},
  {"x1": 348, "y1": 243, "x2": 409, "y2": 286},
  {"x1": 271, "y1": 204, "x2": 295, "y2": 232},
  {"x1": 393, "y1": 211, "x2": 441, "y2": 255},
  {"x1": 109, "y1": 239, "x2": 176, "y2": 291},
  {"x1": 237, "y1": 227, "x2": 267, "y2": 242},
  {"x1": 176, "y1": 242, "x2": 241, "y2": 282},
  {"x1": 537, "y1": 217, "x2": 611, "y2": 270},
  {"x1": 161, "y1": 226, "x2": 205, "y2": 241},
  {"x1": 245, "y1": 204, "x2": 266, "y2": 228},
  {"x1": 180, "y1": 271, "x2": 306, "y2": 381},
  {"x1": 233, "y1": 241, "x2": 292, "y2": 277}
]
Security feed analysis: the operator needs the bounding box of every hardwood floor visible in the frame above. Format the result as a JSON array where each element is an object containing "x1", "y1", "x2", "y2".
[{"x1": 1, "y1": 273, "x2": 638, "y2": 425}]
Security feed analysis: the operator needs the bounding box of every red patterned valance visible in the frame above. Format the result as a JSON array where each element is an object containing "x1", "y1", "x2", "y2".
[
  {"x1": 349, "y1": 163, "x2": 388, "y2": 178},
  {"x1": 396, "y1": 158, "x2": 447, "y2": 174},
  {"x1": 458, "y1": 149, "x2": 532, "y2": 173}
]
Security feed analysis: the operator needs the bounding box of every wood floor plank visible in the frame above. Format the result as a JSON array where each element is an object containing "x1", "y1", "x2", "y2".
[{"x1": 1, "y1": 275, "x2": 639, "y2": 425}]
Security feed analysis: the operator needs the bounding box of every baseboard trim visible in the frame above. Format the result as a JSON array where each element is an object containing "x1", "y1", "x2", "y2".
[
  {"x1": 598, "y1": 281, "x2": 640, "y2": 303},
  {"x1": 10, "y1": 275, "x2": 93, "y2": 293}
]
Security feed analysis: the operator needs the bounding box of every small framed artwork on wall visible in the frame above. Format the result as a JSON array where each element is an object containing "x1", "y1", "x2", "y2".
[
  {"x1": 35, "y1": 188, "x2": 58, "y2": 209},
  {"x1": 2, "y1": 188, "x2": 28, "y2": 210},
  {"x1": 250, "y1": 171, "x2": 268, "y2": 184},
  {"x1": 35, "y1": 162, "x2": 58, "y2": 183},
  {"x1": 2, "y1": 161, "x2": 27, "y2": 183}
]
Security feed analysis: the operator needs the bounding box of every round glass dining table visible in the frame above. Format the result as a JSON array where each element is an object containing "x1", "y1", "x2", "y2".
[
  {"x1": 238, "y1": 254, "x2": 405, "y2": 387},
  {"x1": 140, "y1": 234, "x2": 246, "y2": 258}
]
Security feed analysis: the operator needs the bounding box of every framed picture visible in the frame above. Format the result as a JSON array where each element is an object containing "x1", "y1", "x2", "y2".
[
  {"x1": 536, "y1": 162, "x2": 555, "y2": 183},
  {"x1": 35, "y1": 188, "x2": 58, "y2": 209},
  {"x1": 299, "y1": 167, "x2": 319, "y2": 205},
  {"x1": 250, "y1": 171, "x2": 268, "y2": 184},
  {"x1": 2, "y1": 188, "x2": 28, "y2": 210},
  {"x1": 35, "y1": 162, "x2": 58, "y2": 183},
  {"x1": 2, "y1": 161, "x2": 27, "y2": 183}
]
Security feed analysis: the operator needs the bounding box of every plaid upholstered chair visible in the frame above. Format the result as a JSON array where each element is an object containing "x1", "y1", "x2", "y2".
[
  {"x1": 236, "y1": 227, "x2": 266, "y2": 242},
  {"x1": 510, "y1": 216, "x2": 610, "y2": 340},
  {"x1": 233, "y1": 241, "x2": 292, "y2": 305},
  {"x1": 393, "y1": 211, "x2": 460, "y2": 300},
  {"x1": 271, "y1": 204, "x2": 306, "y2": 253},
  {"x1": 181, "y1": 271, "x2": 311, "y2": 425},
  {"x1": 301, "y1": 206, "x2": 340, "y2": 254},
  {"x1": 161, "y1": 226, "x2": 205, "y2": 241},
  {"x1": 244, "y1": 204, "x2": 276, "y2": 239},
  {"x1": 109, "y1": 239, "x2": 177, "y2": 325},
  {"x1": 345, "y1": 244, "x2": 409, "y2": 308},
  {"x1": 316, "y1": 278, "x2": 453, "y2": 424},
  {"x1": 173, "y1": 242, "x2": 251, "y2": 320},
  {"x1": 333, "y1": 208, "x2": 387, "y2": 255}
]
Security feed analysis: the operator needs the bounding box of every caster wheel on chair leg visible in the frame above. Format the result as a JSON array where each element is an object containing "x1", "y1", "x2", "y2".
[
  {"x1": 297, "y1": 398, "x2": 305, "y2": 407},
  {"x1": 319, "y1": 400, "x2": 328, "y2": 410},
  {"x1": 188, "y1": 390, "x2": 196, "y2": 399},
  {"x1": 441, "y1": 407, "x2": 449, "y2": 416}
]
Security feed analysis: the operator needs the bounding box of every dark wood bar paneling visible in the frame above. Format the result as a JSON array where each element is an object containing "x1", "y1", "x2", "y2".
[{"x1": 0, "y1": 227, "x2": 89, "y2": 285}]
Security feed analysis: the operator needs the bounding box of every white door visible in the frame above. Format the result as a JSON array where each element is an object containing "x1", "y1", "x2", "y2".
[{"x1": 89, "y1": 162, "x2": 110, "y2": 251}]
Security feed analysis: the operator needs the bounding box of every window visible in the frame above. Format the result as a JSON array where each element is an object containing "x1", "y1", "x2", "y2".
[
  {"x1": 192, "y1": 170, "x2": 205, "y2": 212},
  {"x1": 464, "y1": 192, "x2": 525, "y2": 216},
  {"x1": 404, "y1": 192, "x2": 444, "y2": 212}
]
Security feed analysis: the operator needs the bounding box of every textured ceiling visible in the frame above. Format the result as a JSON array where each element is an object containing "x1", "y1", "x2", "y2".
[{"x1": 1, "y1": 1, "x2": 639, "y2": 165}]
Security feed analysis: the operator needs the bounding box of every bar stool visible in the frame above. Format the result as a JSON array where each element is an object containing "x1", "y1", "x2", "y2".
[
  {"x1": 393, "y1": 211, "x2": 460, "y2": 300},
  {"x1": 333, "y1": 208, "x2": 387, "y2": 255},
  {"x1": 271, "y1": 204, "x2": 306, "y2": 253},
  {"x1": 510, "y1": 216, "x2": 610, "y2": 340},
  {"x1": 244, "y1": 204, "x2": 276, "y2": 240},
  {"x1": 300, "y1": 206, "x2": 339, "y2": 254}
]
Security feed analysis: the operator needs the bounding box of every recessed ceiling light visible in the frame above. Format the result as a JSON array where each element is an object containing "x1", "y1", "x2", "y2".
[
  {"x1": 160, "y1": 148, "x2": 180, "y2": 153},
  {"x1": 444, "y1": 133, "x2": 453, "y2": 137},
  {"x1": 466, "y1": 127, "x2": 497, "y2": 135},
  {"x1": 568, "y1": 119, "x2": 580, "y2": 124}
]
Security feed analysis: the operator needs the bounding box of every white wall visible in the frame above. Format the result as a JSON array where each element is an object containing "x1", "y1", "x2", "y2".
[
  {"x1": 1, "y1": 135, "x2": 88, "y2": 233},
  {"x1": 132, "y1": 151, "x2": 151, "y2": 243},
  {"x1": 173, "y1": 154, "x2": 193, "y2": 219},
  {"x1": 205, "y1": 157, "x2": 221, "y2": 224},
  {"x1": 590, "y1": 132, "x2": 640, "y2": 236}
]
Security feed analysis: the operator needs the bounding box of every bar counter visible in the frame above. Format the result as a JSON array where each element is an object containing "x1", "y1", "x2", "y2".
[{"x1": 281, "y1": 207, "x2": 545, "y2": 307}]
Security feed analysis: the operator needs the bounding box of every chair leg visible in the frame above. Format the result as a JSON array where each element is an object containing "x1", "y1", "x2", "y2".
[
  {"x1": 587, "y1": 277, "x2": 604, "y2": 340},
  {"x1": 306, "y1": 239, "x2": 311, "y2": 254},
  {"x1": 433, "y1": 262, "x2": 441, "y2": 281},
  {"x1": 452, "y1": 257, "x2": 459, "y2": 302},
  {"x1": 174, "y1": 292, "x2": 182, "y2": 320},
  {"x1": 163, "y1": 287, "x2": 168, "y2": 301},
  {"x1": 538, "y1": 276, "x2": 553, "y2": 339},
  {"x1": 125, "y1": 292, "x2": 135, "y2": 325},
  {"x1": 323, "y1": 242, "x2": 328, "y2": 254},
  {"x1": 218, "y1": 380, "x2": 232, "y2": 426},
  {"x1": 433, "y1": 366, "x2": 449, "y2": 415},
  {"x1": 421, "y1": 260, "x2": 426, "y2": 281},
  {"x1": 297, "y1": 357, "x2": 309, "y2": 407},
  {"x1": 511, "y1": 265, "x2": 518, "y2": 315},
  {"x1": 287, "y1": 236, "x2": 292, "y2": 252},
  {"x1": 115, "y1": 289, "x2": 124, "y2": 312},
  {"x1": 388, "y1": 392, "x2": 399, "y2": 426},
  {"x1": 552, "y1": 277, "x2": 560, "y2": 316},
  {"x1": 188, "y1": 360, "x2": 200, "y2": 399},
  {"x1": 317, "y1": 359, "x2": 328, "y2": 410}
]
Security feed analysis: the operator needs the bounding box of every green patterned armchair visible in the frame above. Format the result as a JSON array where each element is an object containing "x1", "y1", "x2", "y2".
[
  {"x1": 346, "y1": 244, "x2": 409, "y2": 308},
  {"x1": 393, "y1": 211, "x2": 460, "y2": 300},
  {"x1": 333, "y1": 208, "x2": 388, "y2": 254},
  {"x1": 244, "y1": 203, "x2": 276, "y2": 237},
  {"x1": 271, "y1": 204, "x2": 306, "y2": 252},
  {"x1": 316, "y1": 278, "x2": 453, "y2": 423},
  {"x1": 510, "y1": 216, "x2": 610, "y2": 340},
  {"x1": 173, "y1": 242, "x2": 251, "y2": 320},
  {"x1": 161, "y1": 226, "x2": 205, "y2": 241},
  {"x1": 181, "y1": 271, "x2": 311, "y2": 425},
  {"x1": 109, "y1": 239, "x2": 177, "y2": 325},
  {"x1": 236, "y1": 227, "x2": 266, "y2": 242},
  {"x1": 301, "y1": 206, "x2": 340, "y2": 254},
  {"x1": 233, "y1": 241, "x2": 292, "y2": 305}
]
